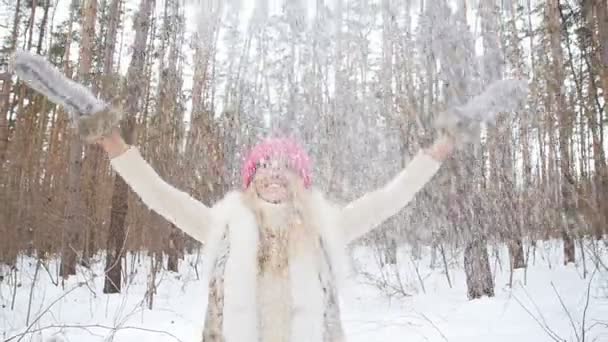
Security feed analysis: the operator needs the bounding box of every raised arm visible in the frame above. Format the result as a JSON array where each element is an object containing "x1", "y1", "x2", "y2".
[
  {"x1": 10, "y1": 50, "x2": 217, "y2": 243},
  {"x1": 340, "y1": 137, "x2": 453, "y2": 243},
  {"x1": 99, "y1": 131, "x2": 215, "y2": 243},
  {"x1": 339, "y1": 78, "x2": 530, "y2": 243}
]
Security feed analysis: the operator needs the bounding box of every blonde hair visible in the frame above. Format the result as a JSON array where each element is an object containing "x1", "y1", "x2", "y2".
[{"x1": 243, "y1": 174, "x2": 321, "y2": 275}]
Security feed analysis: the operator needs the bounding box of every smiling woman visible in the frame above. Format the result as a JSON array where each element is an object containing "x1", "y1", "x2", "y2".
[
  {"x1": 10, "y1": 49, "x2": 527, "y2": 342},
  {"x1": 251, "y1": 161, "x2": 295, "y2": 203},
  {"x1": 243, "y1": 137, "x2": 312, "y2": 203}
]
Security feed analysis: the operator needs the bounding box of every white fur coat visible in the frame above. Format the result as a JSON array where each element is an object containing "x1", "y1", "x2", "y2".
[{"x1": 110, "y1": 147, "x2": 442, "y2": 342}]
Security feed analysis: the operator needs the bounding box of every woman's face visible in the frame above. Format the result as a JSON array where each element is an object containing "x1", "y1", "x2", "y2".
[{"x1": 252, "y1": 157, "x2": 299, "y2": 204}]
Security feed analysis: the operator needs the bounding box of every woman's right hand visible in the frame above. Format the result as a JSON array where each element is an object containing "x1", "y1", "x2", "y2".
[{"x1": 96, "y1": 129, "x2": 129, "y2": 159}]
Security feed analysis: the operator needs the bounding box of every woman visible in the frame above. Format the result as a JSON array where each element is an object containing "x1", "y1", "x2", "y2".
[{"x1": 11, "y1": 50, "x2": 527, "y2": 342}]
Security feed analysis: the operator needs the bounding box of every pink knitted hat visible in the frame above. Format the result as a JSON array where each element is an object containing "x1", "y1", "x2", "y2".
[{"x1": 242, "y1": 137, "x2": 312, "y2": 189}]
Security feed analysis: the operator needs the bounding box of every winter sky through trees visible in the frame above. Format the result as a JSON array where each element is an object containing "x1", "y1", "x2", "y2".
[{"x1": 22, "y1": 0, "x2": 551, "y2": 125}]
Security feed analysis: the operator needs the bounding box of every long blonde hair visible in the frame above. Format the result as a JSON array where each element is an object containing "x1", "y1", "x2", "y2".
[{"x1": 243, "y1": 174, "x2": 321, "y2": 274}]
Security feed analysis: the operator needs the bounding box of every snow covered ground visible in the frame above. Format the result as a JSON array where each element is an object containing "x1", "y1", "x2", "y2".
[{"x1": 2, "y1": 240, "x2": 607, "y2": 342}]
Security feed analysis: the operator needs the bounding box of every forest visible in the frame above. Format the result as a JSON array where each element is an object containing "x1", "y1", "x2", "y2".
[{"x1": 0, "y1": 0, "x2": 607, "y2": 341}]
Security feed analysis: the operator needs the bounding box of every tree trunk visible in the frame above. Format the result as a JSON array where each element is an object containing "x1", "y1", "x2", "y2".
[
  {"x1": 89, "y1": 0, "x2": 121, "y2": 268},
  {"x1": 35, "y1": 0, "x2": 51, "y2": 54},
  {"x1": 508, "y1": 238, "x2": 526, "y2": 269},
  {"x1": 61, "y1": 0, "x2": 93, "y2": 279},
  {"x1": 103, "y1": 0, "x2": 154, "y2": 294},
  {"x1": 79, "y1": 0, "x2": 98, "y2": 267},
  {"x1": 596, "y1": 1, "x2": 608, "y2": 111},
  {"x1": 103, "y1": 0, "x2": 121, "y2": 80},
  {"x1": 0, "y1": 0, "x2": 21, "y2": 166},
  {"x1": 464, "y1": 237, "x2": 495, "y2": 299},
  {"x1": 0, "y1": 72, "x2": 11, "y2": 168},
  {"x1": 103, "y1": 173, "x2": 128, "y2": 292},
  {"x1": 79, "y1": 0, "x2": 96, "y2": 79},
  {"x1": 188, "y1": 1, "x2": 223, "y2": 204},
  {"x1": 379, "y1": 230, "x2": 397, "y2": 266},
  {"x1": 155, "y1": 0, "x2": 185, "y2": 271},
  {"x1": 60, "y1": 133, "x2": 81, "y2": 278},
  {"x1": 562, "y1": 229, "x2": 576, "y2": 264},
  {"x1": 167, "y1": 224, "x2": 183, "y2": 272},
  {"x1": 437, "y1": 0, "x2": 495, "y2": 299},
  {"x1": 592, "y1": 0, "x2": 608, "y2": 239},
  {"x1": 25, "y1": 0, "x2": 37, "y2": 50},
  {"x1": 547, "y1": 0, "x2": 576, "y2": 264}
]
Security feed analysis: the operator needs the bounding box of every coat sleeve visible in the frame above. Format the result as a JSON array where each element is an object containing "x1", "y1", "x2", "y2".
[
  {"x1": 339, "y1": 150, "x2": 442, "y2": 244},
  {"x1": 110, "y1": 147, "x2": 216, "y2": 243}
]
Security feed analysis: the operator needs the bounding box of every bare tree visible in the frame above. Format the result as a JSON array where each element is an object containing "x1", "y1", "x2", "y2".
[
  {"x1": 103, "y1": 0, "x2": 154, "y2": 294},
  {"x1": 547, "y1": 0, "x2": 576, "y2": 265},
  {"x1": 61, "y1": 0, "x2": 96, "y2": 278}
]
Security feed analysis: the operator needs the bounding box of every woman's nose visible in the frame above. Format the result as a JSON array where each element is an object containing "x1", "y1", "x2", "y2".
[{"x1": 269, "y1": 168, "x2": 282, "y2": 178}]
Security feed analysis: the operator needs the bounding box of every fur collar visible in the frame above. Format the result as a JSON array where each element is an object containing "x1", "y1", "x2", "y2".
[{"x1": 202, "y1": 190, "x2": 350, "y2": 342}]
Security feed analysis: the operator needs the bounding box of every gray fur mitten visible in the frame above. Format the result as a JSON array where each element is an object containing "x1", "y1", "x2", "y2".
[
  {"x1": 10, "y1": 50, "x2": 122, "y2": 143},
  {"x1": 434, "y1": 79, "x2": 529, "y2": 145}
]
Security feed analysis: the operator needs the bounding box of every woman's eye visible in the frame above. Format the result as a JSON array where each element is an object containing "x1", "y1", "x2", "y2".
[{"x1": 257, "y1": 159, "x2": 289, "y2": 170}]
